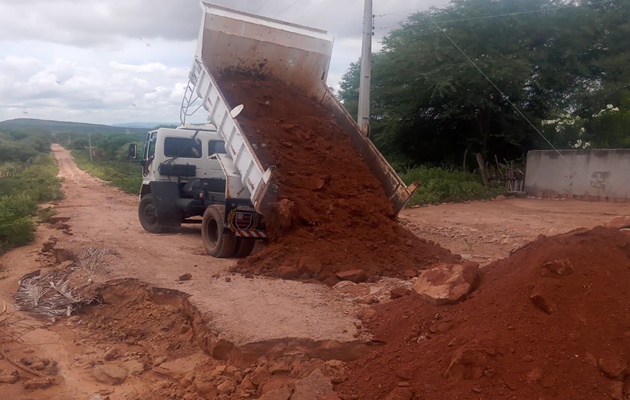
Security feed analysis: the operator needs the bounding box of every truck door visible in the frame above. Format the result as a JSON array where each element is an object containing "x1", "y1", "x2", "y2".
[
  {"x1": 202, "y1": 140, "x2": 227, "y2": 179},
  {"x1": 142, "y1": 132, "x2": 157, "y2": 177}
]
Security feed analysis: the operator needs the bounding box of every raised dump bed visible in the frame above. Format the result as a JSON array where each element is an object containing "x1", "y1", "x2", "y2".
[{"x1": 181, "y1": 2, "x2": 418, "y2": 214}]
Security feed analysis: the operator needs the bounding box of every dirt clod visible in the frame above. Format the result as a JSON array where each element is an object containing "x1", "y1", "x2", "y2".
[
  {"x1": 336, "y1": 270, "x2": 368, "y2": 284},
  {"x1": 179, "y1": 273, "x2": 192, "y2": 281},
  {"x1": 92, "y1": 365, "x2": 128, "y2": 385},
  {"x1": 598, "y1": 356, "x2": 628, "y2": 381},
  {"x1": 389, "y1": 288, "x2": 410, "y2": 299},
  {"x1": 292, "y1": 369, "x2": 336, "y2": 400},
  {"x1": 412, "y1": 262, "x2": 479, "y2": 305},
  {"x1": 22, "y1": 377, "x2": 54, "y2": 389},
  {"x1": 103, "y1": 347, "x2": 119, "y2": 361},
  {"x1": 0, "y1": 374, "x2": 19, "y2": 384}
]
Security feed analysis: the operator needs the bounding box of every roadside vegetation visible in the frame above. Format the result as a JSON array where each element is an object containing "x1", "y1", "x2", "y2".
[
  {"x1": 0, "y1": 130, "x2": 62, "y2": 255},
  {"x1": 59, "y1": 132, "x2": 144, "y2": 195},
  {"x1": 399, "y1": 166, "x2": 505, "y2": 205}
]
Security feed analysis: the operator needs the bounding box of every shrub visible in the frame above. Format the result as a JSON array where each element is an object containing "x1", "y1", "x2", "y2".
[
  {"x1": 0, "y1": 154, "x2": 62, "y2": 254},
  {"x1": 0, "y1": 194, "x2": 37, "y2": 247},
  {"x1": 399, "y1": 166, "x2": 505, "y2": 206}
]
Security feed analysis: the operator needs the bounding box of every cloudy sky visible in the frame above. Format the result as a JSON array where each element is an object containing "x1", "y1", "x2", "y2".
[{"x1": 0, "y1": 0, "x2": 449, "y2": 125}]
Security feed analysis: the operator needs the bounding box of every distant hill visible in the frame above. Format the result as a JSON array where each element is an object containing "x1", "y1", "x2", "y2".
[
  {"x1": 0, "y1": 118, "x2": 147, "y2": 135},
  {"x1": 113, "y1": 122, "x2": 178, "y2": 129}
]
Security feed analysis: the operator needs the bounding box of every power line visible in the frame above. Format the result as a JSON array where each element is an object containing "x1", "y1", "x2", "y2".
[
  {"x1": 275, "y1": 0, "x2": 301, "y2": 18},
  {"x1": 428, "y1": 0, "x2": 611, "y2": 25},
  {"x1": 253, "y1": 0, "x2": 273, "y2": 14},
  {"x1": 376, "y1": 8, "x2": 422, "y2": 18},
  {"x1": 376, "y1": 0, "x2": 611, "y2": 23},
  {"x1": 295, "y1": 0, "x2": 335, "y2": 22},
  {"x1": 429, "y1": 17, "x2": 565, "y2": 158},
  {"x1": 373, "y1": 1, "x2": 612, "y2": 41}
]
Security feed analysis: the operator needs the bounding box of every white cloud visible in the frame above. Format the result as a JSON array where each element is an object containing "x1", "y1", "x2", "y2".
[
  {"x1": 0, "y1": 0, "x2": 447, "y2": 125},
  {"x1": 0, "y1": 52, "x2": 190, "y2": 124}
]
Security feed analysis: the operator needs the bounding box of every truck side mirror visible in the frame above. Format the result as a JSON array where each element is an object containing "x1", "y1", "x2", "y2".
[{"x1": 128, "y1": 143, "x2": 137, "y2": 159}]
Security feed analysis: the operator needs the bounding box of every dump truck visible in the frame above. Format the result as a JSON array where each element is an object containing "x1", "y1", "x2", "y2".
[{"x1": 129, "y1": 2, "x2": 418, "y2": 258}]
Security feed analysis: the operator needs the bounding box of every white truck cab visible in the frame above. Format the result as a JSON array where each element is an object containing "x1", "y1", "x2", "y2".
[
  {"x1": 140, "y1": 125, "x2": 227, "y2": 190},
  {"x1": 130, "y1": 124, "x2": 265, "y2": 258}
]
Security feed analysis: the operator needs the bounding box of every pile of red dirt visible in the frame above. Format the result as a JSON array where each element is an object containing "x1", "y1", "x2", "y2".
[
  {"x1": 336, "y1": 227, "x2": 630, "y2": 399},
  {"x1": 218, "y1": 73, "x2": 458, "y2": 284}
]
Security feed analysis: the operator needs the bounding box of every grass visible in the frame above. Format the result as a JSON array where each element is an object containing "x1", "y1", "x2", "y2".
[
  {"x1": 0, "y1": 154, "x2": 63, "y2": 254},
  {"x1": 399, "y1": 166, "x2": 506, "y2": 206},
  {"x1": 72, "y1": 151, "x2": 142, "y2": 194}
]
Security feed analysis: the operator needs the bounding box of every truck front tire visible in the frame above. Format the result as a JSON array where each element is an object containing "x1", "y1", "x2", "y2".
[
  {"x1": 139, "y1": 194, "x2": 163, "y2": 233},
  {"x1": 202, "y1": 205, "x2": 237, "y2": 258}
]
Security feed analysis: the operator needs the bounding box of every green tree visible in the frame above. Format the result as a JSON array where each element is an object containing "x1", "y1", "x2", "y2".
[
  {"x1": 338, "y1": 61, "x2": 361, "y2": 118},
  {"x1": 338, "y1": 0, "x2": 630, "y2": 165}
]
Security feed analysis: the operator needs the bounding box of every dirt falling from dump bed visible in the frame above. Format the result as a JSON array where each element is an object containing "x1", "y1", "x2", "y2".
[
  {"x1": 337, "y1": 227, "x2": 630, "y2": 400},
  {"x1": 218, "y1": 73, "x2": 458, "y2": 283}
]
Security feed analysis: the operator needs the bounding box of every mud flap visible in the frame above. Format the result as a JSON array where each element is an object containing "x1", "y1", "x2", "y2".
[{"x1": 149, "y1": 182, "x2": 181, "y2": 228}]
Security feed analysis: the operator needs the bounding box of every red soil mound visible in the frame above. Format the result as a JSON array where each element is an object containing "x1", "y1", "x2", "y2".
[
  {"x1": 218, "y1": 73, "x2": 457, "y2": 283},
  {"x1": 337, "y1": 227, "x2": 630, "y2": 399}
]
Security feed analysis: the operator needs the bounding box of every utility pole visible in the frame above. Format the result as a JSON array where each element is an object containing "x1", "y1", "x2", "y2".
[
  {"x1": 357, "y1": 0, "x2": 373, "y2": 136},
  {"x1": 88, "y1": 133, "x2": 93, "y2": 162}
]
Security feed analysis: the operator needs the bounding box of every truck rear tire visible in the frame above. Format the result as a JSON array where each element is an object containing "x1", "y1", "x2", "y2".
[
  {"x1": 202, "y1": 205, "x2": 237, "y2": 258},
  {"x1": 139, "y1": 194, "x2": 163, "y2": 233},
  {"x1": 234, "y1": 238, "x2": 256, "y2": 258}
]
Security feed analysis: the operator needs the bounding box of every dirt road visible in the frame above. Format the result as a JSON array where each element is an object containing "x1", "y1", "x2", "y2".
[
  {"x1": 49, "y1": 145, "x2": 366, "y2": 345},
  {"x1": 0, "y1": 144, "x2": 628, "y2": 399},
  {"x1": 400, "y1": 197, "x2": 630, "y2": 263},
  {"x1": 0, "y1": 145, "x2": 372, "y2": 399}
]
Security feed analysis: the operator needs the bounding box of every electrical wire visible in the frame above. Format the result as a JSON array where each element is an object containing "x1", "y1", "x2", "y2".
[
  {"x1": 294, "y1": 0, "x2": 335, "y2": 22},
  {"x1": 376, "y1": 8, "x2": 424, "y2": 18},
  {"x1": 253, "y1": 0, "x2": 273, "y2": 14},
  {"x1": 429, "y1": 18, "x2": 566, "y2": 158},
  {"x1": 376, "y1": 0, "x2": 611, "y2": 23},
  {"x1": 425, "y1": 0, "x2": 611, "y2": 25},
  {"x1": 275, "y1": 0, "x2": 301, "y2": 18}
]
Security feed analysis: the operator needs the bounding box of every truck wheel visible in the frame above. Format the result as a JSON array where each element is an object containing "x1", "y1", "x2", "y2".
[
  {"x1": 233, "y1": 238, "x2": 256, "y2": 258},
  {"x1": 202, "y1": 205, "x2": 237, "y2": 258},
  {"x1": 139, "y1": 194, "x2": 163, "y2": 233}
]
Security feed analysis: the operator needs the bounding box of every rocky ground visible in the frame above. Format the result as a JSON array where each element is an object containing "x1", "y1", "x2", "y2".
[{"x1": 0, "y1": 145, "x2": 628, "y2": 399}]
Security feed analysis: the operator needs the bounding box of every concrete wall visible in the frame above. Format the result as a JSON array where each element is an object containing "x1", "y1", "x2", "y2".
[{"x1": 525, "y1": 150, "x2": 630, "y2": 201}]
